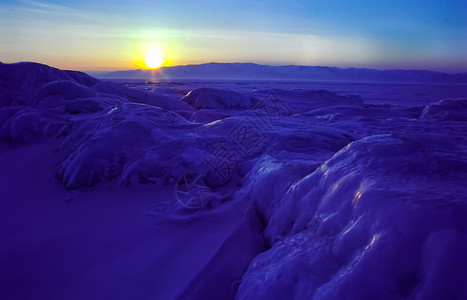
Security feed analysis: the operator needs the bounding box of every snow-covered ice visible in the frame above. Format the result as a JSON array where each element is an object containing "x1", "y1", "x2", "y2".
[{"x1": 1, "y1": 61, "x2": 467, "y2": 299}]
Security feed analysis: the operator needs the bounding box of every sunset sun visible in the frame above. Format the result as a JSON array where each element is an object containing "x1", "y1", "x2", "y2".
[{"x1": 144, "y1": 49, "x2": 164, "y2": 69}]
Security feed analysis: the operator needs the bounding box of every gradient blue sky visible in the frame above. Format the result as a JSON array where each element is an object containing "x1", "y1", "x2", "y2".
[{"x1": 1, "y1": 0, "x2": 466, "y2": 72}]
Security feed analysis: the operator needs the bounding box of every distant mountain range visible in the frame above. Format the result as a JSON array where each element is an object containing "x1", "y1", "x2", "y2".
[{"x1": 93, "y1": 63, "x2": 467, "y2": 83}]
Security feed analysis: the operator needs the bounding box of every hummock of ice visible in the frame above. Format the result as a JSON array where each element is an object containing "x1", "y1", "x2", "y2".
[
  {"x1": 1, "y1": 62, "x2": 467, "y2": 299},
  {"x1": 236, "y1": 133, "x2": 467, "y2": 299},
  {"x1": 0, "y1": 62, "x2": 98, "y2": 106},
  {"x1": 56, "y1": 103, "x2": 200, "y2": 189},
  {"x1": 420, "y1": 98, "x2": 467, "y2": 121},
  {"x1": 182, "y1": 87, "x2": 251, "y2": 109}
]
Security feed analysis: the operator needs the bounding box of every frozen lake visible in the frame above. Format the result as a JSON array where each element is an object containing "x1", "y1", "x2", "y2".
[
  {"x1": 1, "y1": 62, "x2": 467, "y2": 299},
  {"x1": 105, "y1": 79, "x2": 467, "y2": 107}
]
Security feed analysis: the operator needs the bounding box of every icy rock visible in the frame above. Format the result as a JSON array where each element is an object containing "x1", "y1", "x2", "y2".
[
  {"x1": 0, "y1": 108, "x2": 70, "y2": 142},
  {"x1": 57, "y1": 103, "x2": 199, "y2": 189},
  {"x1": 63, "y1": 98, "x2": 104, "y2": 114},
  {"x1": 32, "y1": 80, "x2": 98, "y2": 106},
  {"x1": 119, "y1": 144, "x2": 209, "y2": 186},
  {"x1": 58, "y1": 124, "x2": 149, "y2": 188},
  {"x1": 420, "y1": 98, "x2": 467, "y2": 121},
  {"x1": 0, "y1": 62, "x2": 97, "y2": 106},
  {"x1": 92, "y1": 81, "x2": 194, "y2": 113},
  {"x1": 0, "y1": 62, "x2": 192, "y2": 115},
  {"x1": 65, "y1": 70, "x2": 100, "y2": 87},
  {"x1": 237, "y1": 133, "x2": 467, "y2": 299},
  {"x1": 182, "y1": 87, "x2": 251, "y2": 110}
]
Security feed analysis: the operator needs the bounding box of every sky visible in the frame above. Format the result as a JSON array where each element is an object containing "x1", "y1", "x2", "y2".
[{"x1": 1, "y1": 0, "x2": 466, "y2": 72}]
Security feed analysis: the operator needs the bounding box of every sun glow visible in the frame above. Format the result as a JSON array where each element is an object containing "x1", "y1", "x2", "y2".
[{"x1": 145, "y1": 48, "x2": 164, "y2": 69}]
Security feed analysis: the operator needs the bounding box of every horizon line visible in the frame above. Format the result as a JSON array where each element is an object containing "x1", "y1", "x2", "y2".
[
  {"x1": 86, "y1": 62, "x2": 467, "y2": 75},
  {"x1": 2, "y1": 61, "x2": 466, "y2": 75}
]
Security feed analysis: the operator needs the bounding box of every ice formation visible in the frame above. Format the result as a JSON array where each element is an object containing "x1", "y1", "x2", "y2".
[
  {"x1": 237, "y1": 133, "x2": 467, "y2": 299},
  {"x1": 1, "y1": 61, "x2": 467, "y2": 299},
  {"x1": 182, "y1": 87, "x2": 251, "y2": 109}
]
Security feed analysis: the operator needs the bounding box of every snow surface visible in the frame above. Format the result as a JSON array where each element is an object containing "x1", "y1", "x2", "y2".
[{"x1": 1, "y1": 62, "x2": 467, "y2": 300}]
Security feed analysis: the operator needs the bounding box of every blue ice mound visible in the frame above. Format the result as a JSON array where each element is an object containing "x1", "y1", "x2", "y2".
[
  {"x1": 237, "y1": 133, "x2": 467, "y2": 299},
  {"x1": 0, "y1": 62, "x2": 195, "y2": 144},
  {"x1": 0, "y1": 62, "x2": 97, "y2": 106},
  {"x1": 0, "y1": 107, "x2": 71, "y2": 142},
  {"x1": 421, "y1": 98, "x2": 467, "y2": 121},
  {"x1": 56, "y1": 103, "x2": 198, "y2": 189},
  {"x1": 0, "y1": 62, "x2": 192, "y2": 113},
  {"x1": 182, "y1": 87, "x2": 251, "y2": 109},
  {"x1": 33, "y1": 80, "x2": 98, "y2": 104}
]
